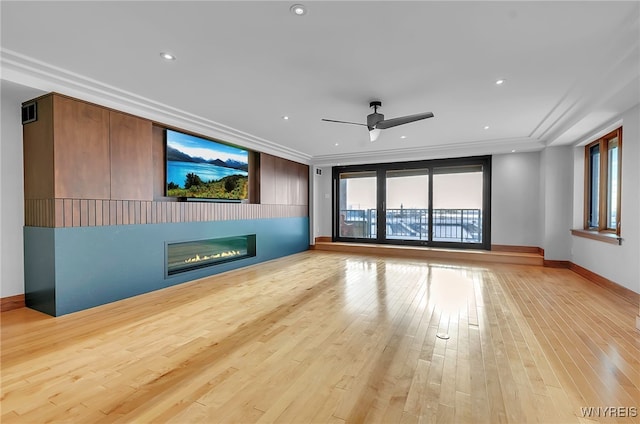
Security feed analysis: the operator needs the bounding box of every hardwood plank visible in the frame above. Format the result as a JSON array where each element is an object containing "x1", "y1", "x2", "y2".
[{"x1": 2, "y1": 252, "x2": 638, "y2": 423}]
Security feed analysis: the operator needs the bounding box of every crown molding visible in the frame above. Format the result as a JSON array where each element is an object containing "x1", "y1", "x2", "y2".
[
  {"x1": 530, "y1": 12, "x2": 640, "y2": 145},
  {"x1": 311, "y1": 137, "x2": 545, "y2": 167},
  {"x1": 0, "y1": 48, "x2": 312, "y2": 164}
]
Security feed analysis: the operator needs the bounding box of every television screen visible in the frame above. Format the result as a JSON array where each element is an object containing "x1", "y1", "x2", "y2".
[{"x1": 165, "y1": 129, "x2": 249, "y2": 200}]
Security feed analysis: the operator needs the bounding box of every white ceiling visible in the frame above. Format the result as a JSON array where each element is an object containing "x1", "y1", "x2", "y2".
[{"x1": 2, "y1": 1, "x2": 639, "y2": 165}]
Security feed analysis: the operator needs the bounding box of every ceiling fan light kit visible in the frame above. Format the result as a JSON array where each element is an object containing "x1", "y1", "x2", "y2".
[
  {"x1": 322, "y1": 100, "x2": 434, "y2": 142},
  {"x1": 369, "y1": 128, "x2": 381, "y2": 142}
]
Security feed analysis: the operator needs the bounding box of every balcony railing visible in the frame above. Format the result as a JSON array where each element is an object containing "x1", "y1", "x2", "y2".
[{"x1": 340, "y1": 208, "x2": 482, "y2": 243}]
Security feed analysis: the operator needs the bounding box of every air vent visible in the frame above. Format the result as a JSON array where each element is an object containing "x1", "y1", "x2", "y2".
[{"x1": 22, "y1": 101, "x2": 37, "y2": 124}]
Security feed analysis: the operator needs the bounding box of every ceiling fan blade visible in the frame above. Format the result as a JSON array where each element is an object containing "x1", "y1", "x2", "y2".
[
  {"x1": 321, "y1": 118, "x2": 368, "y2": 127},
  {"x1": 375, "y1": 112, "x2": 434, "y2": 130}
]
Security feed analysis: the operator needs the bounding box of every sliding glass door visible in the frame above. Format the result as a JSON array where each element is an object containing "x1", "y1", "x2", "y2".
[
  {"x1": 337, "y1": 171, "x2": 377, "y2": 239},
  {"x1": 432, "y1": 165, "x2": 484, "y2": 244},
  {"x1": 333, "y1": 156, "x2": 491, "y2": 249},
  {"x1": 385, "y1": 169, "x2": 430, "y2": 241}
]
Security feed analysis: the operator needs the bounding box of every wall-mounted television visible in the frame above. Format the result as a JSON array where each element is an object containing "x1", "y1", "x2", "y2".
[{"x1": 165, "y1": 129, "x2": 249, "y2": 201}]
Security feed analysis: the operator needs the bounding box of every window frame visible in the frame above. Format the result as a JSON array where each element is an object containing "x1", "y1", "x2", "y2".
[
  {"x1": 583, "y1": 127, "x2": 622, "y2": 236},
  {"x1": 332, "y1": 155, "x2": 492, "y2": 250}
]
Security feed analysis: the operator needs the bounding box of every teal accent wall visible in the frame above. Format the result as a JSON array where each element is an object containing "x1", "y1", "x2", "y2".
[{"x1": 24, "y1": 217, "x2": 309, "y2": 316}]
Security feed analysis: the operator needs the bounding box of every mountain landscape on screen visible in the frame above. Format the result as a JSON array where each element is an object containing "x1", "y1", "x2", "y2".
[{"x1": 165, "y1": 130, "x2": 249, "y2": 200}]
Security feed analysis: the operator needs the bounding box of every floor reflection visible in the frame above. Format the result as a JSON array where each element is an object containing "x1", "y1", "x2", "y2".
[
  {"x1": 340, "y1": 257, "x2": 480, "y2": 323},
  {"x1": 426, "y1": 267, "x2": 475, "y2": 314}
]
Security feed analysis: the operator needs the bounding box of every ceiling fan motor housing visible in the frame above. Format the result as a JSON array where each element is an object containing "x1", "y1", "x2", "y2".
[
  {"x1": 367, "y1": 102, "x2": 384, "y2": 129},
  {"x1": 367, "y1": 112, "x2": 384, "y2": 129}
]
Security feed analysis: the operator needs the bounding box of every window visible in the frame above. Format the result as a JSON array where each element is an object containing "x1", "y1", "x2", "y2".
[
  {"x1": 584, "y1": 128, "x2": 622, "y2": 235},
  {"x1": 333, "y1": 156, "x2": 491, "y2": 250}
]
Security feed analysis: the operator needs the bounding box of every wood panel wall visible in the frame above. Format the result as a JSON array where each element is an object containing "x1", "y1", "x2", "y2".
[
  {"x1": 260, "y1": 153, "x2": 277, "y2": 204},
  {"x1": 23, "y1": 93, "x2": 310, "y2": 228},
  {"x1": 23, "y1": 95, "x2": 55, "y2": 200},
  {"x1": 53, "y1": 95, "x2": 111, "y2": 199},
  {"x1": 152, "y1": 124, "x2": 168, "y2": 201},
  {"x1": 25, "y1": 199, "x2": 307, "y2": 228},
  {"x1": 259, "y1": 152, "x2": 308, "y2": 206},
  {"x1": 110, "y1": 111, "x2": 153, "y2": 200}
]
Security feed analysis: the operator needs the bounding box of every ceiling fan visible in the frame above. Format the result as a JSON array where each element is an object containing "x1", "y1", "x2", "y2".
[{"x1": 322, "y1": 101, "x2": 434, "y2": 142}]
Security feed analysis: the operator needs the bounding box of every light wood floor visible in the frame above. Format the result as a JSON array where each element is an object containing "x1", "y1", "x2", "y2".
[{"x1": 1, "y1": 251, "x2": 638, "y2": 423}]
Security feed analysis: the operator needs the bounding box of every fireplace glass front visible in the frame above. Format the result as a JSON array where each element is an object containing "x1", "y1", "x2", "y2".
[{"x1": 166, "y1": 235, "x2": 256, "y2": 276}]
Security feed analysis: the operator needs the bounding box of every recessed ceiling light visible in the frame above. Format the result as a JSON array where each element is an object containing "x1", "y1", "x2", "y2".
[
  {"x1": 400, "y1": 135, "x2": 407, "y2": 139},
  {"x1": 282, "y1": 115, "x2": 289, "y2": 120},
  {"x1": 290, "y1": 4, "x2": 307, "y2": 16},
  {"x1": 484, "y1": 126, "x2": 490, "y2": 130},
  {"x1": 511, "y1": 149, "x2": 517, "y2": 153},
  {"x1": 160, "y1": 52, "x2": 176, "y2": 61},
  {"x1": 495, "y1": 79, "x2": 506, "y2": 85},
  {"x1": 334, "y1": 142, "x2": 339, "y2": 146}
]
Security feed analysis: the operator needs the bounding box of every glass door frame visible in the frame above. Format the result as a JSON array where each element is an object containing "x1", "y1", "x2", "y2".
[{"x1": 332, "y1": 155, "x2": 492, "y2": 250}]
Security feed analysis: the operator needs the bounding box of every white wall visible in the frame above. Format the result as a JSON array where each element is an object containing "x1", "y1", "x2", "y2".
[
  {"x1": 541, "y1": 146, "x2": 574, "y2": 260},
  {"x1": 0, "y1": 82, "x2": 43, "y2": 297},
  {"x1": 491, "y1": 152, "x2": 542, "y2": 247},
  {"x1": 311, "y1": 166, "x2": 333, "y2": 240},
  {"x1": 571, "y1": 105, "x2": 640, "y2": 293}
]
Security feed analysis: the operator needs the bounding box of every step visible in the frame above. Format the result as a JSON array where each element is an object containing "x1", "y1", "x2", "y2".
[{"x1": 311, "y1": 241, "x2": 544, "y2": 267}]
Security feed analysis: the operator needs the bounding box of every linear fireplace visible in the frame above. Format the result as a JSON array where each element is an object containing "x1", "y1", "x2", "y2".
[{"x1": 166, "y1": 235, "x2": 256, "y2": 276}]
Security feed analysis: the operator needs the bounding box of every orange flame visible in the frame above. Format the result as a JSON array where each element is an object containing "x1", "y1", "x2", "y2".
[{"x1": 184, "y1": 250, "x2": 243, "y2": 264}]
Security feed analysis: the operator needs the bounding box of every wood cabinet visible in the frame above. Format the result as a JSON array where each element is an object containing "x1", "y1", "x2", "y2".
[{"x1": 23, "y1": 93, "x2": 153, "y2": 203}]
